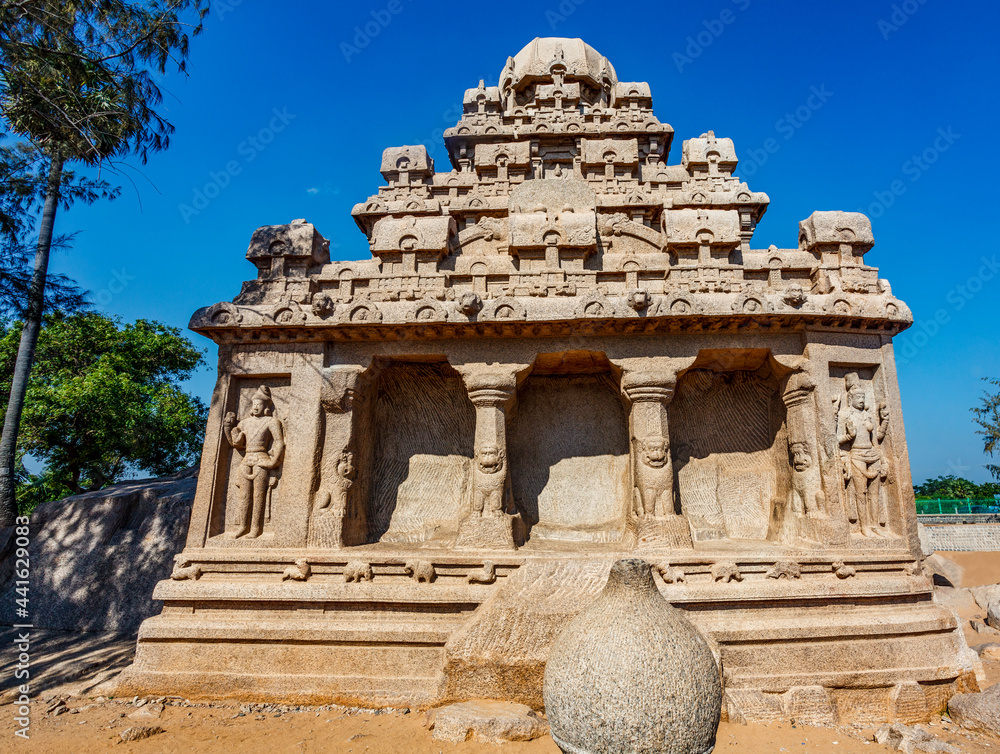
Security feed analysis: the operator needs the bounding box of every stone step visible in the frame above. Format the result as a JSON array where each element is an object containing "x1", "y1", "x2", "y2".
[
  {"x1": 139, "y1": 615, "x2": 469, "y2": 645},
  {"x1": 135, "y1": 632, "x2": 449, "y2": 680},
  {"x1": 120, "y1": 668, "x2": 444, "y2": 707},
  {"x1": 152, "y1": 579, "x2": 493, "y2": 606}
]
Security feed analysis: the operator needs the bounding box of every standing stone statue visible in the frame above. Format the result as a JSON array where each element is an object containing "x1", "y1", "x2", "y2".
[
  {"x1": 837, "y1": 373, "x2": 891, "y2": 538},
  {"x1": 223, "y1": 385, "x2": 285, "y2": 539}
]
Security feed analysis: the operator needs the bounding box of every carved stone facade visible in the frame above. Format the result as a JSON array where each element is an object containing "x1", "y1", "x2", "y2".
[{"x1": 120, "y1": 38, "x2": 980, "y2": 722}]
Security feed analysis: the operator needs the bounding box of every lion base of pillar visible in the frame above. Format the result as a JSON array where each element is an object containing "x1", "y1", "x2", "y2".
[
  {"x1": 455, "y1": 514, "x2": 517, "y2": 550},
  {"x1": 635, "y1": 515, "x2": 694, "y2": 550},
  {"x1": 306, "y1": 511, "x2": 344, "y2": 549}
]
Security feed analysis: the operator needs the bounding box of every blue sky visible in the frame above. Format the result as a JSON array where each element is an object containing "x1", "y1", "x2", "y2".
[{"x1": 50, "y1": 0, "x2": 1000, "y2": 484}]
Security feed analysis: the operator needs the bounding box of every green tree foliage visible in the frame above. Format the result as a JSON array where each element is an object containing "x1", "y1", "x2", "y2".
[
  {"x1": 973, "y1": 377, "x2": 1000, "y2": 482},
  {"x1": 0, "y1": 0, "x2": 209, "y2": 523},
  {"x1": 0, "y1": 313, "x2": 207, "y2": 513},
  {"x1": 0, "y1": 137, "x2": 115, "y2": 317},
  {"x1": 0, "y1": 1, "x2": 210, "y2": 164},
  {"x1": 913, "y1": 474, "x2": 1000, "y2": 500}
]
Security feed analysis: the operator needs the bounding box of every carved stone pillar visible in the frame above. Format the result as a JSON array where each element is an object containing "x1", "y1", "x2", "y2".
[
  {"x1": 782, "y1": 373, "x2": 823, "y2": 514},
  {"x1": 456, "y1": 369, "x2": 518, "y2": 550},
  {"x1": 308, "y1": 366, "x2": 366, "y2": 548},
  {"x1": 621, "y1": 371, "x2": 692, "y2": 549},
  {"x1": 781, "y1": 371, "x2": 847, "y2": 546}
]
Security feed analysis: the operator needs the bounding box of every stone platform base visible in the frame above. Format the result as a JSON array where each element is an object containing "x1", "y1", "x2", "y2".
[
  {"x1": 115, "y1": 547, "x2": 982, "y2": 723},
  {"x1": 635, "y1": 515, "x2": 693, "y2": 550},
  {"x1": 456, "y1": 515, "x2": 516, "y2": 549}
]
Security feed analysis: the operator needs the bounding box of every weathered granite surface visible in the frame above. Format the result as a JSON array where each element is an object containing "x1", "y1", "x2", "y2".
[
  {"x1": 115, "y1": 37, "x2": 979, "y2": 722},
  {"x1": 948, "y1": 683, "x2": 1000, "y2": 737},
  {"x1": 923, "y1": 553, "x2": 964, "y2": 588},
  {"x1": 544, "y1": 559, "x2": 721, "y2": 754},
  {"x1": 874, "y1": 722, "x2": 959, "y2": 753},
  {"x1": 425, "y1": 700, "x2": 548, "y2": 744},
  {"x1": 0, "y1": 472, "x2": 195, "y2": 633},
  {"x1": 0, "y1": 627, "x2": 137, "y2": 703}
]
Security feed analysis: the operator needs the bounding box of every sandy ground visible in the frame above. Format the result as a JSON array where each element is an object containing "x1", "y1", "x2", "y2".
[
  {"x1": 941, "y1": 551, "x2": 1000, "y2": 588},
  {"x1": 6, "y1": 694, "x2": 1000, "y2": 753},
  {"x1": 5, "y1": 550, "x2": 1000, "y2": 752}
]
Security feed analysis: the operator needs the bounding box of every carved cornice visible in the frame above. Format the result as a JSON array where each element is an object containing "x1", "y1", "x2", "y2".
[
  {"x1": 194, "y1": 309, "x2": 909, "y2": 347},
  {"x1": 191, "y1": 289, "x2": 912, "y2": 345}
]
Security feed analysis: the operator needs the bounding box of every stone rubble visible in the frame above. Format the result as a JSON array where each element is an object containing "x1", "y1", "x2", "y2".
[
  {"x1": 948, "y1": 682, "x2": 1000, "y2": 738},
  {"x1": 874, "y1": 722, "x2": 959, "y2": 753},
  {"x1": 424, "y1": 700, "x2": 548, "y2": 744}
]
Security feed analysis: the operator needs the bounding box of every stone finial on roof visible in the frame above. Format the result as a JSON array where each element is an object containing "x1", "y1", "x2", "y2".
[{"x1": 798, "y1": 211, "x2": 875, "y2": 259}]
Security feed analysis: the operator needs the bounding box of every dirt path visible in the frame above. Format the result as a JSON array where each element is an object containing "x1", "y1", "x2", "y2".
[{"x1": 4, "y1": 695, "x2": 1000, "y2": 753}]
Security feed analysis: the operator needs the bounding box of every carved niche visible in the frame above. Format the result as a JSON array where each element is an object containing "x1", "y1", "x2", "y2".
[
  {"x1": 220, "y1": 383, "x2": 287, "y2": 541},
  {"x1": 669, "y1": 358, "x2": 789, "y2": 543},
  {"x1": 833, "y1": 369, "x2": 896, "y2": 540},
  {"x1": 368, "y1": 362, "x2": 476, "y2": 544},
  {"x1": 507, "y1": 360, "x2": 630, "y2": 544}
]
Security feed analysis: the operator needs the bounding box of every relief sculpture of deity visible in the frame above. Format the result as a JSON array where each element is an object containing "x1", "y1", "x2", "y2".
[
  {"x1": 223, "y1": 385, "x2": 285, "y2": 539},
  {"x1": 837, "y1": 373, "x2": 891, "y2": 538},
  {"x1": 472, "y1": 444, "x2": 513, "y2": 518}
]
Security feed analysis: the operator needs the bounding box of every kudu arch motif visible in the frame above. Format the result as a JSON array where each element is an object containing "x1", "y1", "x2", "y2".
[{"x1": 122, "y1": 38, "x2": 979, "y2": 725}]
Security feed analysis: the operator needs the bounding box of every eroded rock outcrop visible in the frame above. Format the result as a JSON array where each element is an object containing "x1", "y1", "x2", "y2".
[{"x1": 0, "y1": 471, "x2": 195, "y2": 633}]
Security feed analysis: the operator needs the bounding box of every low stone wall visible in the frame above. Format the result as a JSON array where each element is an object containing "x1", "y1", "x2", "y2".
[
  {"x1": 922, "y1": 524, "x2": 1000, "y2": 552},
  {"x1": 918, "y1": 514, "x2": 1000, "y2": 525},
  {"x1": 0, "y1": 471, "x2": 195, "y2": 634}
]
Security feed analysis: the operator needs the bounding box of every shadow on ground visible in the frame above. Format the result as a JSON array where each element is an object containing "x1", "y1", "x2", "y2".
[{"x1": 0, "y1": 627, "x2": 136, "y2": 702}]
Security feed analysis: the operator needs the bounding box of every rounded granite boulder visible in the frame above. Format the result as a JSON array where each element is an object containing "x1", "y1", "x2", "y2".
[{"x1": 543, "y1": 558, "x2": 722, "y2": 754}]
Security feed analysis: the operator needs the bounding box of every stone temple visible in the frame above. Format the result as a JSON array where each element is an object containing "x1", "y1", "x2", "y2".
[{"x1": 120, "y1": 38, "x2": 981, "y2": 723}]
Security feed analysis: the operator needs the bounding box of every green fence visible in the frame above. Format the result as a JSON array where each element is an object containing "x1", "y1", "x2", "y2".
[{"x1": 915, "y1": 498, "x2": 1000, "y2": 515}]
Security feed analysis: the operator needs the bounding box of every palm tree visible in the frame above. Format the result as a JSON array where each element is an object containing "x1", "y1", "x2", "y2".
[{"x1": 0, "y1": 0, "x2": 209, "y2": 524}]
